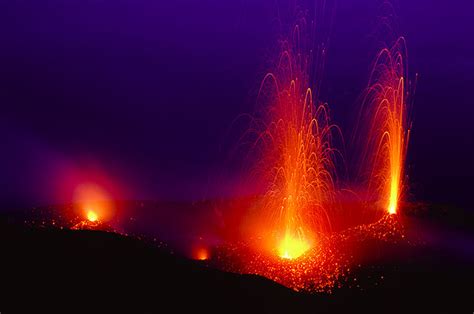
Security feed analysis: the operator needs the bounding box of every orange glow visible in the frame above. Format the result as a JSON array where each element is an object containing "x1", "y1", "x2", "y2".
[
  {"x1": 194, "y1": 247, "x2": 209, "y2": 261},
  {"x1": 73, "y1": 183, "x2": 115, "y2": 222},
  {"x1": 86, "y1": 210, "x2": 98, "y2": 222},
  {"x1": 212, "y1": 10, "x2": 413, "y2": 294},
  {"x1": 361, "y1": 38, "x2": 410, "y2": 216},
  {"x1": 216, "y1": 213, "x2": 405, "y2": 292},
  {"x1": 278, "y1": 233, "x2": 310, "y2": 259}
]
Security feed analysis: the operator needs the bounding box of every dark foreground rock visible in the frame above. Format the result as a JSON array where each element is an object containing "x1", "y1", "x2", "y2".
[{"x1": 0, "y1": 215, "x2": 472, "y2": 313}]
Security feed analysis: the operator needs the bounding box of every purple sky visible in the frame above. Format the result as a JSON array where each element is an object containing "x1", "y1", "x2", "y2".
[{"x1": 0, "y1": 0, "x2": 472, "y2": 208}]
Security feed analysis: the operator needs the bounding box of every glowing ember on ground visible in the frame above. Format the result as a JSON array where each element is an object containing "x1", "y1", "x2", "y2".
[
  {"x1": 213, "y1": 213, "x2": 405, "y2": 292},
  {"x1": 71, "y1": 207, "x2": 105, "y2": 230}
]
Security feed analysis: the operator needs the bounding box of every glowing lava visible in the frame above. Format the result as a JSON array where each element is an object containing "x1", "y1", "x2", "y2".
[
  {"x1": 248, "y1": 20, "x2": 337, "y2": 258},
  {"x1": 213, "y1": 212, "x2": 405, "y2": 292},
  {"x1": 211, "y1": 4, "x2": 413, "y2": 294},
  {"x1": 71, "y1": 208, "x2": 102, "y2": 230},
  {"x1": 360, "y1": 38, "x2": 410, "y2": 215},
  {"x1": 86, "y1": 210, "x2": 99, "y2": 222},
  {"x1": 73, "y1": 182, "x2": 116, "y2": 222},
  {"x1": 278, "y1": 233, "x2": 310, "y2": 259},
  {"x1": 194, "y1": 248, "x2": 209, "y2": 261}
]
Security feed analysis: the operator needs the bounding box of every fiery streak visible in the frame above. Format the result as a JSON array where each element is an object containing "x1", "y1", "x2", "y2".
[
  {"x1": 247, "y1": 20, "x2": 337, "y2": 260},
  {"x1": 361, "y1": 38, "x2": 410, "y2": 215}
]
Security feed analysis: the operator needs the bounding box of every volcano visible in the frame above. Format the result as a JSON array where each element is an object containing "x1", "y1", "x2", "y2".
[{"x1": 1, "y1": 201, "x2": 472, "y2": 313}]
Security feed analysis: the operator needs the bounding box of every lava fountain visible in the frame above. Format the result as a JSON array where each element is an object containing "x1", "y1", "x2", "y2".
[
  {"x1": 247, "y1": 20, "x2": 337, "y2": 260},
  {"x1": 359, "y1": 38, "x2": 411, "y2": 215}
]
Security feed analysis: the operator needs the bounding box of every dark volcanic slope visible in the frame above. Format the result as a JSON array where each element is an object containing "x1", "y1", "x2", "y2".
[
  {"x1": 0, "y1": 215, "x2": 472, "y2": 313},
  {"x1": 0, "y1": 217, "x2": 321, "y2": 313}
]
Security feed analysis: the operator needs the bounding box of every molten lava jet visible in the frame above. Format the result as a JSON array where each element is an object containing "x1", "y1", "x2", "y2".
[
  {"x1": 248, "y1": 20, "x2": 337, "y2": 260},
  {"x1": 358, "y1": 38, "x2": 411, "y2": 216},
  {"x1": 214, "y1": 7, "x2": 413, "y2": 292}
]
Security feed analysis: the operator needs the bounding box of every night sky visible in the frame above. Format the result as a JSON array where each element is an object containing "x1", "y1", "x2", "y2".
[{"x1": 0, "y1": 0, "x2": 472, "y2": 209}]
